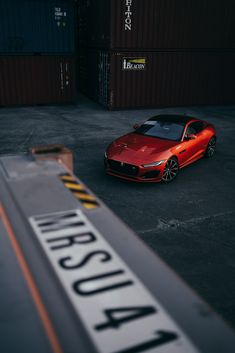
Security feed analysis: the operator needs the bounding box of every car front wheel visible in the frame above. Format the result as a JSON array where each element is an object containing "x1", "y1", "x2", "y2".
[{"x1": 161, "y1": 157, "x2": 179, "y2": 183}]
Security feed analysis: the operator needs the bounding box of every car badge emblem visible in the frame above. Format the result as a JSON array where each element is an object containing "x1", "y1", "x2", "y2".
[{"x1": 121, "y1": 162, "x2": 124, "y2": 167}]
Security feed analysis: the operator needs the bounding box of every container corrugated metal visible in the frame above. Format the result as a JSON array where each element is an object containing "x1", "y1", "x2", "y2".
[
  {"x1": 78, "y1": 0, "x2": 110, "y2": 49},
  {"x1": 0, "y1": 0, "x2": 75, "y2": 54},
  {"x1": 78, "y1": 0, "x2": 235, "y2": 49},
  {"x1": 78, "y1": 49, "x2": 235, "y2": 109},
  {"x1": 0, "y1": 56, "x2": 76, "y2": 106}
]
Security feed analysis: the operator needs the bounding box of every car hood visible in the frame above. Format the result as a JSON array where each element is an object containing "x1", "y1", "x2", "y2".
[{"x1": 107, "y1": 133, "x2": 179, "y2": 164}]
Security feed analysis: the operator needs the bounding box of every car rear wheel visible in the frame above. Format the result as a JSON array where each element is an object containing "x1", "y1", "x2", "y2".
[
  {"x1": 205, "y1": 136, "x2": 216, "y2": 158},
  {"x1": 161, "y1": 158, "x2": 179, "y2": 183}
]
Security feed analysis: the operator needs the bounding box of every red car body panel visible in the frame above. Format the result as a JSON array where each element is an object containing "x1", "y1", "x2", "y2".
[
  {"x1": 108, "y1": 134, "x2": 178, "y2": 165},
  {"x1": 105, "y1": 116, "x2": 216, "y2": 182}
]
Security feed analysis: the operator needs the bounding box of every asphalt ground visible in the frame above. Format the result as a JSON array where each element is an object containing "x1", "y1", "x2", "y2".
[{"x1": 0, "y1": 95, "x2": 235, "y2": 329}]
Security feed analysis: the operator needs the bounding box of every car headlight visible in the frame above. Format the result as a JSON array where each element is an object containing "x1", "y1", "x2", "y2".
[{"x1": 142, "y1": 160, "x2": 166, "y2": 168}]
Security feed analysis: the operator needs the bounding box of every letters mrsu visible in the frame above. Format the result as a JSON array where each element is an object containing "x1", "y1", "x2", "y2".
[{"x1": 29, "y1": 210, "x2": 199, "y2": 353}]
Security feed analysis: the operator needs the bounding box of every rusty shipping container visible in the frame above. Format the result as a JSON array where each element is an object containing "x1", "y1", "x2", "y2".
[
  {"x1": 78, "y1": 49, "x2": 235, "y2": 109},
  {"x1": 78, "y1": 0, "x2": 235, "y2": 49},
  {"x1": 0, "y1": 56, "x2": 76, "y2": 106},
  {"x1": 0, "y1": 0, "x2": 75, "y2": 54}
]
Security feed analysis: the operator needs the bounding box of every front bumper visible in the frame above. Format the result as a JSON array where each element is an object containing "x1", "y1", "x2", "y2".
[{"x1": 104, "y1": 158, "x2": 164, "y2": 183}]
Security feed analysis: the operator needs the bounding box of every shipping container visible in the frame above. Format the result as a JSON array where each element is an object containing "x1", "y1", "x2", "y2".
[
  {"x1": 78, "y1": 49, "x2": 235, "y2": 109},
  {"x1": 0, "y1": 0, "x2": 75, "y2": 54},
  {"x1": 78, "y1": 0, "x2": 235, "y2": 49},
  {"x1": 0, "y1": 56, "x2": 76, "y2": 106}
]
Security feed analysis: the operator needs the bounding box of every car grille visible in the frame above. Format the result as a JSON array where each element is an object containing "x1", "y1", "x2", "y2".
[
  {"x1": 108, "y1": 160, "x2": 139, "y2": 176},
  {"x1": 142, "y1": 170, "x2": 160, "y2": 179}
]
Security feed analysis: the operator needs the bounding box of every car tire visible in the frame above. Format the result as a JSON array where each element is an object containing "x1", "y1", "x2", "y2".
[
  {"x1": 161, "y1": 157, "x2": 179, "y2": 183},
  {"x1": 205, "y1": 136, "x2": 216, "y2": 158}
]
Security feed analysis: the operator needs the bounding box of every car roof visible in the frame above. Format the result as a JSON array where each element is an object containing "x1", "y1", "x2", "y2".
[{"x1": 148, "y1": 114, "x2": 198, "y2": 124}]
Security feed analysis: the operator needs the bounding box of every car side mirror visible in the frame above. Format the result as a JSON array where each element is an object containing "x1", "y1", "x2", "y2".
[
  {"x1": 133, "y1": 123, "x2": 140, "y2": 130},
  {"x1": 186, "y1": 133, "x2": 197, "y2": 140}
]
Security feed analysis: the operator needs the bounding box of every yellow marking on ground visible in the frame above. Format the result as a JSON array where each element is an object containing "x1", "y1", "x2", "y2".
[
  {"x1": 73, "y1": 193, "x2": 97, "y2": 202},
  {"x1": 82, "y1": 203, "x2": 98, "y2": 209},
  {"x1": 60, "y1": 175, "x2": 77, "y2": 182},
  {"x1": 64, "y1": 182, "x2": 84, "y2": 191},
  {"x1": 60, "y1": 175, "x2": 99, "y2": 209}
]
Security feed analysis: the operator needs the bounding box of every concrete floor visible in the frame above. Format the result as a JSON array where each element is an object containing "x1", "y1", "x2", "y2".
[{"x1": 0, "y1": 95, "x2": 235, "y2": 329}]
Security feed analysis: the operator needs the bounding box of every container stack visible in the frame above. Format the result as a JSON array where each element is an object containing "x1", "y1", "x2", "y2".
[
  {"x1": 0, "y1": 0, "x2": 76, "y2": 106},
  {"x1": 78, "y1": 0, "x2": 235, "y2": 109}
]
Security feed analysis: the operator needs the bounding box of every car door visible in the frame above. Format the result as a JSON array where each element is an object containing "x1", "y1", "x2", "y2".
[{"x1": 177, "y1": 121, "x2": 204, "y2": 167}]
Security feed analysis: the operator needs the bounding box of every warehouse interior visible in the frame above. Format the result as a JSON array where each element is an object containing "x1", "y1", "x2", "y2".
[{"x1": 1, "y1": 1, "x2": 235, "y2": 353}]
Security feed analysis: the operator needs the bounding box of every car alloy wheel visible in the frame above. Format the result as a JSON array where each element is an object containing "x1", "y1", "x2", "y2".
[
  {"x1": 162, "y1": 158, "x2": 179, "y2": 183},
  {"x1": 205, "y1": 137, "x2": 216, "y2": 158}
]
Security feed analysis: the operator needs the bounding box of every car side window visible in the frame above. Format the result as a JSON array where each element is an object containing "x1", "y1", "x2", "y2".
[
  {"x1": 184, "y1": 121, "x2": 204, "y2": 139},
  {"x1": 184, "y1": 123, "x2": 197, "y2": 138}
]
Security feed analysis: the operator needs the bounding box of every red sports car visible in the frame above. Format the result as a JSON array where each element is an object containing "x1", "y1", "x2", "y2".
[{"x1": 104, "y1": 114, "x2": 216, "y2": 182}]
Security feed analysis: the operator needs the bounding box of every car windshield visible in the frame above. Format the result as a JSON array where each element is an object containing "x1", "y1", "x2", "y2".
[{"x1": 135, "y1": 119, "x2": 185, "y2": 141}]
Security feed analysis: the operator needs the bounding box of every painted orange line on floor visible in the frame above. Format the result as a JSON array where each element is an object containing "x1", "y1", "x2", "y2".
[{"x1": 0, "y1": 204, "x2": 63, "y2": 353}]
